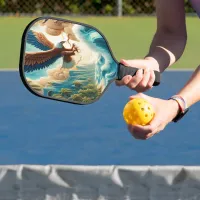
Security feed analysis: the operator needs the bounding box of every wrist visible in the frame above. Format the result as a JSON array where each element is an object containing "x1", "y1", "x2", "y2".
[
  {"x1": 145, "y1": 46, "x2": 176, "y2": 73},
  {"x1": 144, "y1": 56, "x2": 160, "y2": 72},
  {"x1": 168, "y1": 95, "x2": 189, "y2": 122},
  {"x1": 168, "y1": 99, "x2": 181, "y2": 119}
]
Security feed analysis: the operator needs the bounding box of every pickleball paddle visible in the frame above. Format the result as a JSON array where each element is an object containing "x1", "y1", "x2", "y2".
[{"x1": 19, "y1": 16, "x2": 160, "y2": 105}]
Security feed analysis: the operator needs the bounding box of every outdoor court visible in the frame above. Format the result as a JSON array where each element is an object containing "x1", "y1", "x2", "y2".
[
  {"x1": 0, "y1": 16, "x2": 199, "y2": 165},
  {"x1": 0, "y1": 16, "x2": 200, "y2": 199},
  {"x1": 0, "y1": 69, "x2": 199, "y2": 166}
]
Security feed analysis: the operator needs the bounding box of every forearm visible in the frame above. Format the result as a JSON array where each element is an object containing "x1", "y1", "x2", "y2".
[
  {"x1": 145, "y1": 31, "x2": 187, "y2": 73},
  {"x1": 176, "y1": 65, "x2": 200, "y2": 107},
  {"x1": 144, "y1": 0, "x2": 187, "y2": 73}
]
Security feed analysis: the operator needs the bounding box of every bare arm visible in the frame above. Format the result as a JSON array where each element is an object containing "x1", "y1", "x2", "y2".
[
  {"x1": 175, "y1": 66, "x2": 200, "y2": 108},
  {"x1": 145, "y1": 0, "x2": 187, "y2": 72},
  {"x1": 127, "y1": 66, "x2": 200, "y2": 140}
]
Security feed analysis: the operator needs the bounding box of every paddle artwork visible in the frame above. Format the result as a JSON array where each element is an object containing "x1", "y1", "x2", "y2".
[{"x1": 19, "y1": 17, "x2": 160, "y2": 105}]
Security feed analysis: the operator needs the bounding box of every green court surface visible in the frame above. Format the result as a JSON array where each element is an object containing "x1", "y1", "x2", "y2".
[{"x1": 0, "y1": 16, "x2": 199, "y2": 69}]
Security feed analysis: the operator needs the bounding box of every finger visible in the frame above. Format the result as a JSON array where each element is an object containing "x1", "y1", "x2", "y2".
[
  {"x1": 134, "y1": 85, "x2": 149, "y2": 93},
  {"x1": 131, "y1": 116, "x2": 161, "y2": 138},
  {"x1": 127, "y1": 124, "x2": 146, "y2": 140},
  {"x1": 128, "y1": 124, "x2": 152, "y2": 140},
  {"x1": 138, "y1": 68, "x2": 151, "y2": 88},
  {"x1": 147, "y1": 70, "x2": 155, "y2": 89},
  {"x1": 116, "y1": 59, "x2": 148, "y2": 88},
  {"x1": 132, "y1": 125, "x2": 153, "y2": 136},
  {"x1": 115, "y1": 75, "x2": 132, "y2": 86},
  {"x1": 149, "y1": 117, "x2": 162, "y2": 131},
  {"x1": 129, "y1": 92, "x2": 147, "y2": 101},
  {"x1": 129, "y1": 93, "x2": 144, "y2": 101},
  {"x1": 145, "y1": 123, "x2": 165, "y2": 139},
  {"x1": 134, "y1": 68, "x2": 153, "y2": 92},
  {"x1": 145, "y1": 128, "x2": 159, "y2": 139},
  {"x1": 127, "y1": 69, "x2": 143, "y2": 89},
  {"x1": 143, "y1": 117, "x2": 162, "y2": 139}
]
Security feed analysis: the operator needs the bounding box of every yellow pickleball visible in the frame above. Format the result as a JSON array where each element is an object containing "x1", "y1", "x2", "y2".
[{"x1": 123, "y1": 98, "x2": 155, "y2": 126}]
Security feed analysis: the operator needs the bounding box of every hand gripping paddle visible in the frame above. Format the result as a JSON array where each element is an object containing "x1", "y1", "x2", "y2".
[{"x1": 19, "y1": 17, "x2": 160, "y2": 105}]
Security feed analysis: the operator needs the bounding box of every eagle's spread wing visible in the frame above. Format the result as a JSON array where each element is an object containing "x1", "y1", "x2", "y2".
[
  {"x1": 24, "y1": 50, "x2": 62, "y2": 72},
  {"x1": 27, "y1": 30, "x2": 55, "y2": 51}
]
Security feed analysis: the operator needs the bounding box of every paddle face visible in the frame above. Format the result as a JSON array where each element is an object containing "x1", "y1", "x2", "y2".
[{"x1": 19, "y1": 17, "x2": 118, "y2": 105}]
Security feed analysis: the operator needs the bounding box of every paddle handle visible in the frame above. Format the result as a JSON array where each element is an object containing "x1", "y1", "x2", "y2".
[{"x1": 117, "y1": 63, "x2": 161, "y2": 86}]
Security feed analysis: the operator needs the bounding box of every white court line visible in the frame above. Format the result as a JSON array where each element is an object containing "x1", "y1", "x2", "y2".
[
  {"x1": 0, "y1": 69, "x2": 19, "y2": 71},
  {"x1": 166, "y1": 68, "x2": 194, "y2": 71}
]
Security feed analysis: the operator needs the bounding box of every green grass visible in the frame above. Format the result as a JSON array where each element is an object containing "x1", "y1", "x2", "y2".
[{"x1": 0, "y1": 16, "x2": 199, "y2": 69}]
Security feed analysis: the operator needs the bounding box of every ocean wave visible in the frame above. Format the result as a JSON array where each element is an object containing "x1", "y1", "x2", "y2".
[{"x1": 76, "y1": 25, "x2": 117, "y2": 89}]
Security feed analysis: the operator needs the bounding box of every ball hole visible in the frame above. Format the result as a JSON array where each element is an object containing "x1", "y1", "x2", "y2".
[
  {"x1": 145, "y1": 114, "x2": 148, "y2": 117},
  {"x1": 141, "y1": 108, "x2": 144, "y2": 111}
]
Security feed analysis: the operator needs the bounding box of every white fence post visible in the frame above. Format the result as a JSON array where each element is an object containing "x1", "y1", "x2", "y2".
[{"x1": 117, "y1": 0, "x2": 122, "y2": 16}]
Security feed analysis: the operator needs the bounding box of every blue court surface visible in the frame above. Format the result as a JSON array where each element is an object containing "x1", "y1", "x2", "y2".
[{"x1": 0, "y1": 70, "x2": 199, "y2": 165}]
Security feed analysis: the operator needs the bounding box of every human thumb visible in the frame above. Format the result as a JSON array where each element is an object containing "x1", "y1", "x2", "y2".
[
  {"x1": 129, "y1": 93, "x2": 147, "y2": 101},
  {"x1": 120, "y1": 59, "x2": 146, "y2": 69}
]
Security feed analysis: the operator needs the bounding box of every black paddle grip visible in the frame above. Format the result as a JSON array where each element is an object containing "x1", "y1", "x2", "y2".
[{"x1": 117, "y1": 63, "x2": 160, "y2": 86}]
